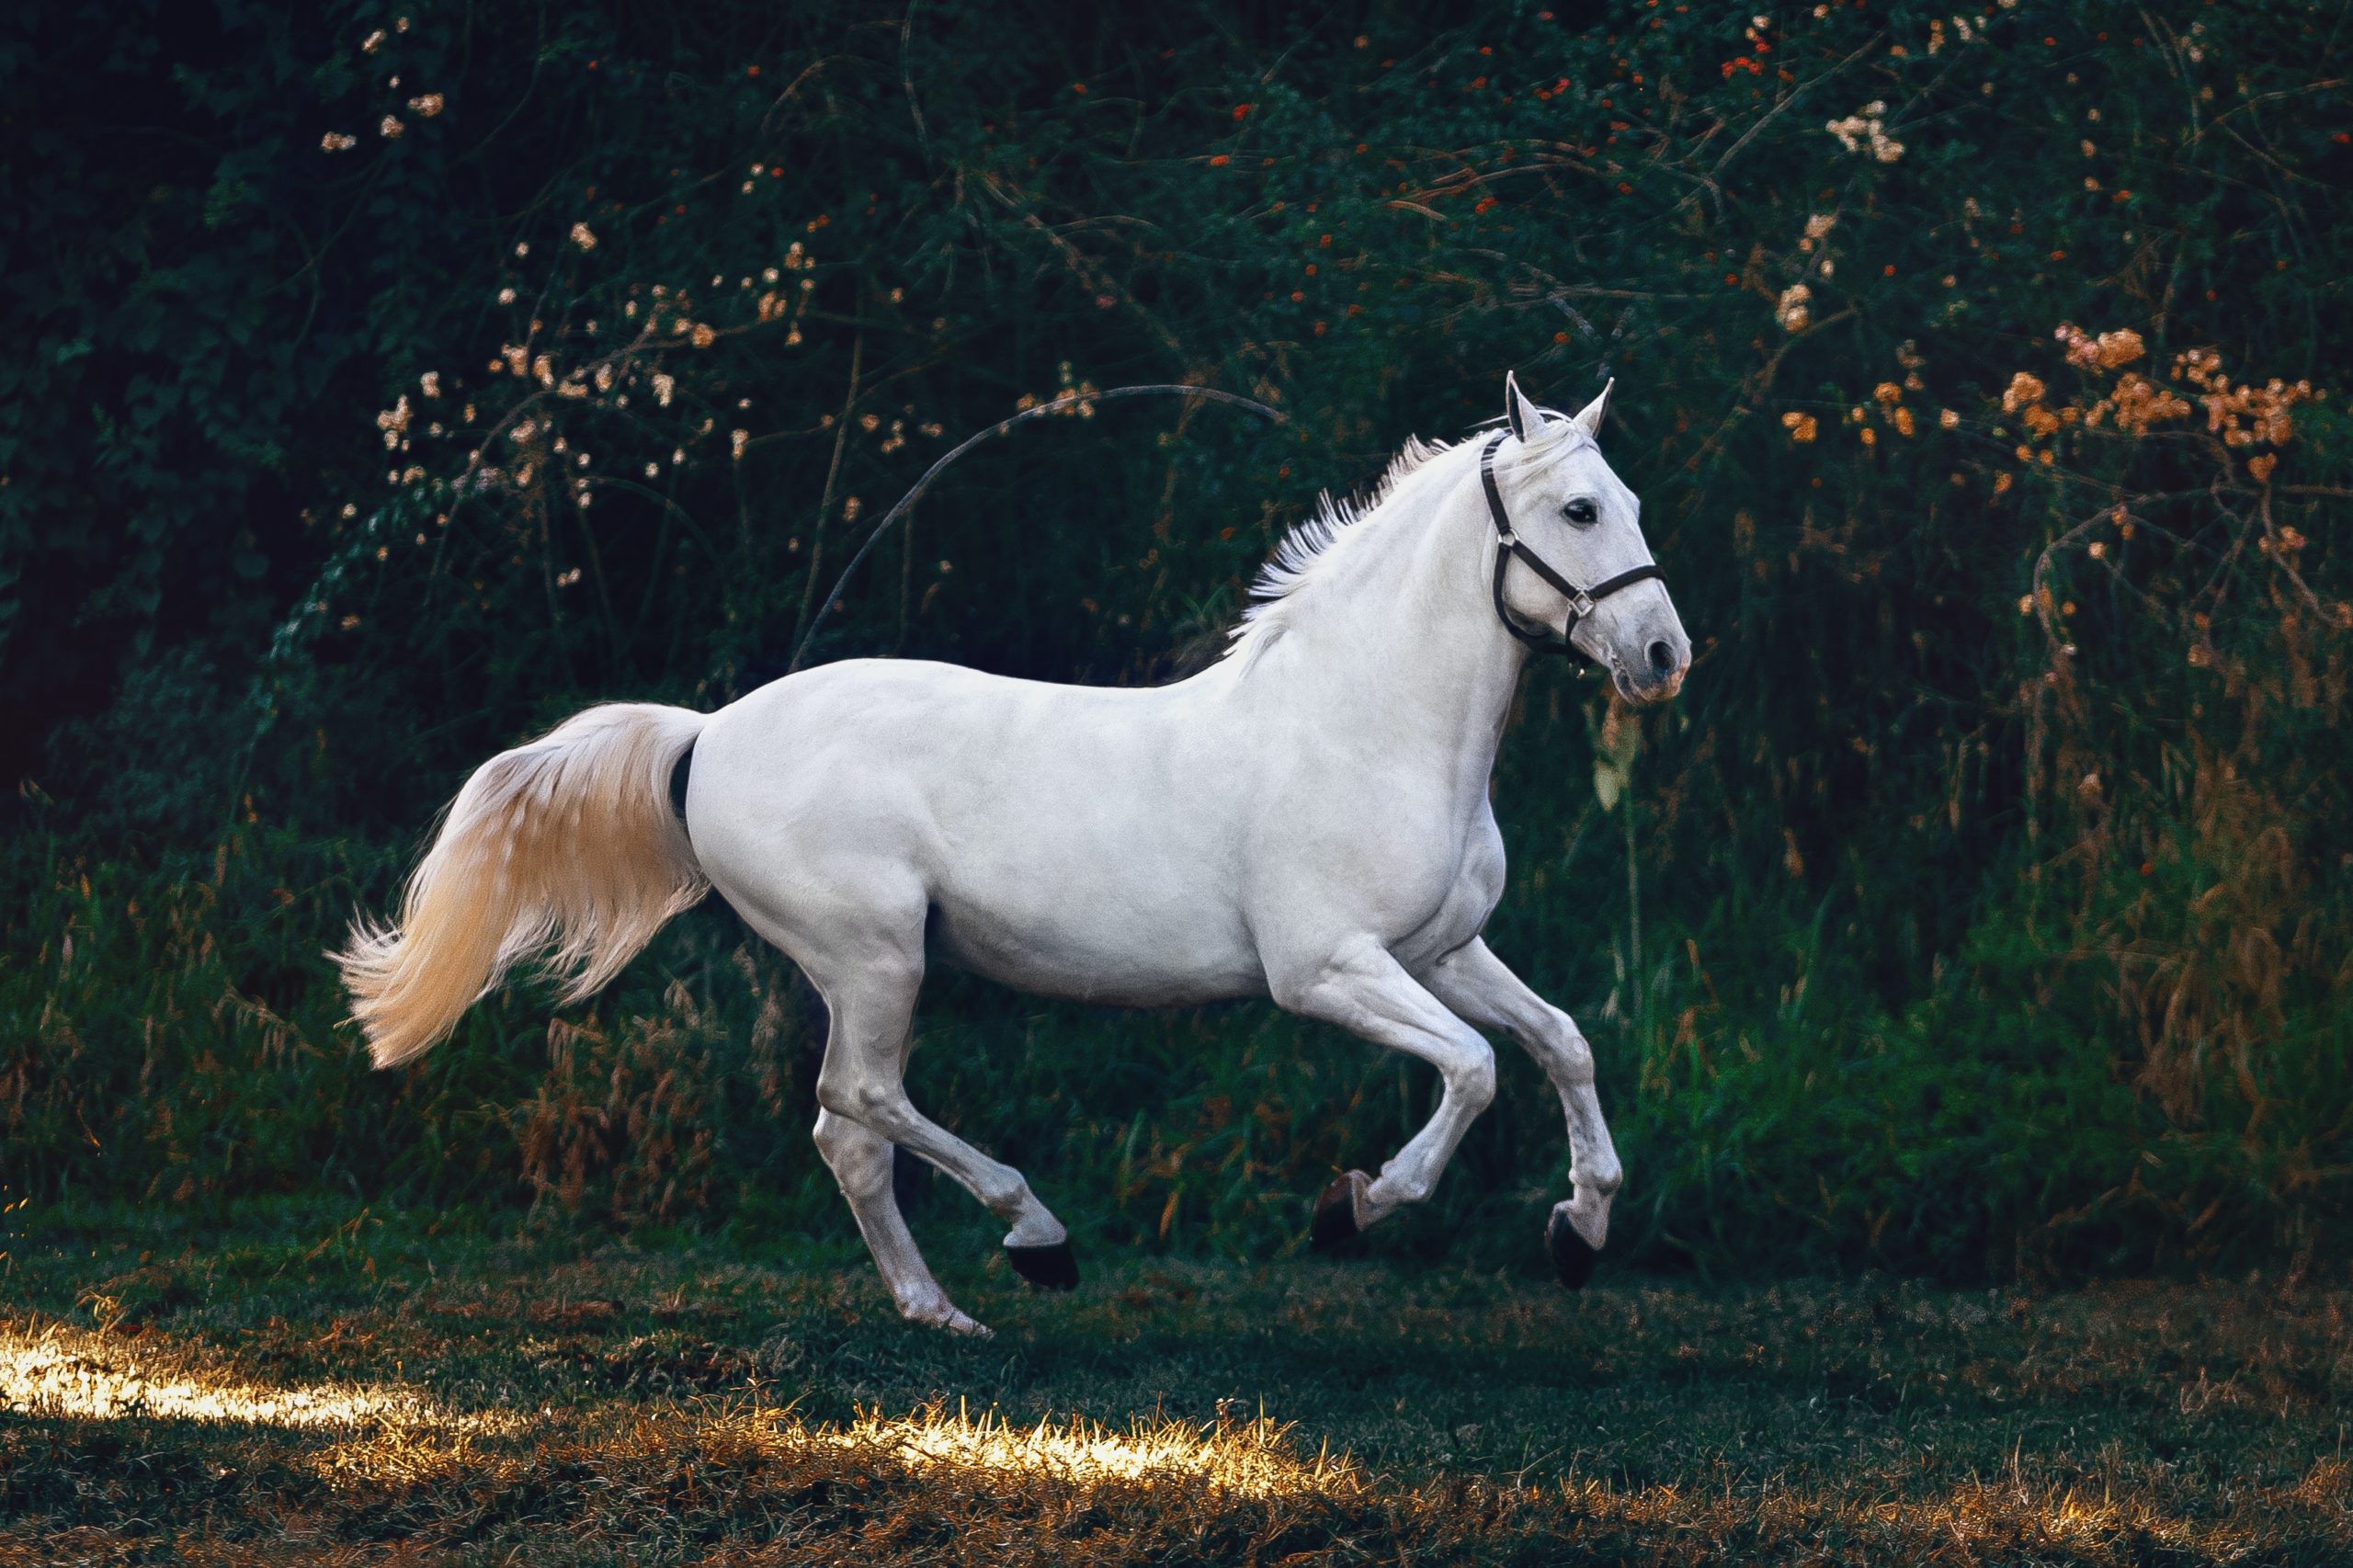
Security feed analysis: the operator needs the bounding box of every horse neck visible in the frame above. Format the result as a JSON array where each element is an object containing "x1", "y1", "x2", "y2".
[{"x1": 1254, "y1": 455, "x2": 1529, "y2": 788}]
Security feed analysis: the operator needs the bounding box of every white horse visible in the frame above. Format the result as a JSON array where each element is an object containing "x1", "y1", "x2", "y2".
[{"x1": 340, "y1": 373, "x2": 1689, "y2": 1335}]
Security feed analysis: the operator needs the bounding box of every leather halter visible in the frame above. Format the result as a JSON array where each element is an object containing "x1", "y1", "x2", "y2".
[{"x1": 1478, "y1": 429, "x2": 1665, "y2": 664}]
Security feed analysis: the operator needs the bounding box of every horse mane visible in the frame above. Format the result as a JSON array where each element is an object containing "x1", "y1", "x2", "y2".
[
  {"x1": 1224, "y1": 413, "x2": 1586, "y2": 665},
  {"x1": 1224, "y1": 436, "x2": 1450, "y2": 662}
]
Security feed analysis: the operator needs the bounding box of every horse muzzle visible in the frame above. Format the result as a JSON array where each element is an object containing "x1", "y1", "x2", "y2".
[{"x1": 1605, "y1": 618, "x2": 1690, "y2": 705}]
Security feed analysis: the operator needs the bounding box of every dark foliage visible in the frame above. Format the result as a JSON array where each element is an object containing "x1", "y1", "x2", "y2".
[{"x1": 4, "y1": 0, "x2": 2349, "y2": 1280}]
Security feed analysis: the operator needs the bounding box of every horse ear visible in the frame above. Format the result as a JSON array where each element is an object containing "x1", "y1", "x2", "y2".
[
  {"x1": 1504, "y1": 370, "x2": 1542, "y2": 442},
  {"x1": 1572, "y1": 378, "x2": 1615, "y2": 441}
]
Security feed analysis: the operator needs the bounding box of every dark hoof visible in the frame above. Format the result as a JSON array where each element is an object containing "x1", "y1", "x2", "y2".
[
  {"x1": 1006, "y1": 1240, "x2": 1078, "y2": 1291},
  {"x1": 1310, "y1": 1171, "x2": 1370, "y2": 1252},
  {"x1": 1546, "y1": 1208, "x2": 1600, "y2": 1290}
]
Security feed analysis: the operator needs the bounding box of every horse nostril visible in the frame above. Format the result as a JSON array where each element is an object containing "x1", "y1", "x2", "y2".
[{"x1": 1647, "y1": 640, "x2": 1676, "y2": 679}]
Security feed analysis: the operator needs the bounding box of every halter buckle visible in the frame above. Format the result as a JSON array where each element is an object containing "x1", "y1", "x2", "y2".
[{"x1": 1570, "y1": 591, "x2": 1596, "y2": 619}]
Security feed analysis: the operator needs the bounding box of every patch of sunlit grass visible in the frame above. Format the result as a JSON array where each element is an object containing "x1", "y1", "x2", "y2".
[
  {"x1": 724, "y1": 1402, "x2": 1357, "y2": 1501},
  {"x1": 0, "y1": 1323, "x2": 502, "y2": 1436},
  {"x1": 305, "y1": 1426, "x2": 530, "y2": 1491},
  {"x1": 1532, "y1": 1472, "x2": 2293, "y2": 1562}
]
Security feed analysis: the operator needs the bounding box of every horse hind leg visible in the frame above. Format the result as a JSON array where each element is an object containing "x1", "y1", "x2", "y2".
[
  {"x1": 812, "y1": 1109, "x2": 983, "y2": 1334},
  {"x1": 800, "y1": 924, "x2": 1077, "y2": 1322},
  {"x1": 817, "y1": 1032, "x2": 1077, "y2": 1291},
  {"x1": 717, "y1": 887, "x2": 983, "y2": 1330}
]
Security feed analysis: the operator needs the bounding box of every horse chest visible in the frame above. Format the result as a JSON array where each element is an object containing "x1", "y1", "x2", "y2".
[
  {"x1": 1266, "y1": 784, "x2": 1503, "y2": 960},
  {"x1": 1390, "y1": 812, "x2": 1507, "y2": 965}
]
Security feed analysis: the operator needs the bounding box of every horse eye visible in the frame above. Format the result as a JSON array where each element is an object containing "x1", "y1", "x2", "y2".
[{"x1": 1563, "y1": 499, "x2": 1598, "y2": 527}]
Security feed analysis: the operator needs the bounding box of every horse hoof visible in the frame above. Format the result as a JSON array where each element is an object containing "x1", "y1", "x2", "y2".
[
  {"x1": 1006, "y1": 1240, "x2": 1079, "y2": 1291},
  {"x1": 1546, "y1": 1208, "x2": 1600, "y2": 1290},
  {"x1": 1311, "y1": 1171, "x2": 1370, "y2": 1251}
]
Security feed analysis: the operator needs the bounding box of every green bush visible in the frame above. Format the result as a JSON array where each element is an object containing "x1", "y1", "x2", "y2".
[{"x1": 5, "y1": 0, "x2": 2349, "y2": 1280}]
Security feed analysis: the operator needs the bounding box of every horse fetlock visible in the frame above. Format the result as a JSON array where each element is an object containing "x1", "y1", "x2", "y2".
[
  {"x1": 1365, "y1": 1166, "x2": 1429, "y2": 1215},
  {"x1": 894, "y1": 1284, "x2": 989, "y2": 1335},
  {"x1": 968, "y1": 1162, "x2": 1041, "y2": 1220},
  {"x1": 1576, "y1": 1155, "x2": 1623, "y2": 1199},
  {"x1": 1554, "y1": 1188, "x2": 1611, "y2": 1253},
  {"x1": 923, "y1": 1303, "x2": 994, "y2": 1336},
  {"x1": 1001, "y1": 1207, "x2": 1067, "y2": 1249}
]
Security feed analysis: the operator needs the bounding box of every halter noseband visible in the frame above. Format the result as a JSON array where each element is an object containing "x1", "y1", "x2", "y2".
[{"x1": 1478, "y1": 429, "x2": 1665, "y2": 665}]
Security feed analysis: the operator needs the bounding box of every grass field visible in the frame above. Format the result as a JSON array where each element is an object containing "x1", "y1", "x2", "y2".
[{"x1": 1, "y1": 1202, "x2": 2347, "y2": 1566}]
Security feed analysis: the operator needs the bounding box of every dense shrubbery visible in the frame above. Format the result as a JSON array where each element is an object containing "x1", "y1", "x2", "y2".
[{"x1": 5, "y1": 0, "x2": 2349, "y2": 1280}]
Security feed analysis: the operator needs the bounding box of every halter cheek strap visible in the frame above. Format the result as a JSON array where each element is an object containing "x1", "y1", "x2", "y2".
[{"x1": 1478, "y1": 430, "x2": 1665, "y2": 661}]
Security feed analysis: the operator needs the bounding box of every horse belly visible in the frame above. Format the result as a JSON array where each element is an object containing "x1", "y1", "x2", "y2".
[
  {"x1": 927, "y1": 878, "x2": 1266, "y2": 1006},
  {"x1": 693, "y1": 657, "x2": 1267, "y2": 1005}
]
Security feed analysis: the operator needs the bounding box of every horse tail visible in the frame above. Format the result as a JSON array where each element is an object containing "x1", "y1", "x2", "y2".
[{"x1": 337, "y1": 702, "x2": 710, "y2": 1069}]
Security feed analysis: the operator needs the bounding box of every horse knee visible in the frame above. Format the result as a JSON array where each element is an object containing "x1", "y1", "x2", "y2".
[
  {"x1": 1546, "y1": 1019, "x2": 1595, "y2": 1085},
  {"x1": 1450, "y1": 1040, "x2": 1498, "y2": 1112}
]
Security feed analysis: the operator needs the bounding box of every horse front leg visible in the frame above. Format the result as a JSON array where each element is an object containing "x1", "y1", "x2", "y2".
[
  {"x1": 1421, "y1": 937, "x2": 1622, "y2": 1287},
  {"x1": 1270, "y1": 937, "x2": 1498, "y2": 1244}
]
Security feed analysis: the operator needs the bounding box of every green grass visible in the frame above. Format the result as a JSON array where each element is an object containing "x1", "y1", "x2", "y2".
[{"x1": 2, "y1": 1201, "x2": 2346, "y2": 1564}]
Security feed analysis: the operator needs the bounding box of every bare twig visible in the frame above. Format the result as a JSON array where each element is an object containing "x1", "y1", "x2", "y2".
[
  {"x1": 788, "y1": 385, "x2": 1284, "y2": 671},
  {"x1": 790, "y1": 333, "x2": 865, "y2": 655},
  {"x1": 900, "y1": 2, "x2": 933, "y2": 166}
]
